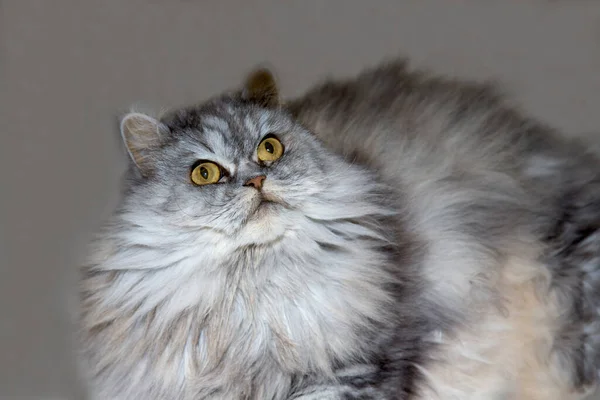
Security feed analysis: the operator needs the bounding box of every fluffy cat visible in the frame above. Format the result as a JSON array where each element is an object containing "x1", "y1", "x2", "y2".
[{"x1": 79, "y1": 60, "x2": 600, "y2": 399}]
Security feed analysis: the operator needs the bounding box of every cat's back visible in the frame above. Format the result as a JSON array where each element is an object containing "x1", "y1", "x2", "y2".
[
  {"x1": 289, "y1": 59, "x2": 600, "y2": 399},
  {"x1": 288, "y1": 59, "x2": 531, "y2": 176}
]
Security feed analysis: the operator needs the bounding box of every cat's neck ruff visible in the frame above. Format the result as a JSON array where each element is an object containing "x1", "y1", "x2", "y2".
[{"x1": 86, "y1": 199, "x2": 395, "y2": 386}]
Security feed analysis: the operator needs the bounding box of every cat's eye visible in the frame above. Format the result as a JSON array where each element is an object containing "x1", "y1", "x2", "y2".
[
  {"x1": 190, "y1": 161, "x2": 221, "y2": 186},
  {"x1": 257, "y1": 135, "x2": 284, "y2": 162}
]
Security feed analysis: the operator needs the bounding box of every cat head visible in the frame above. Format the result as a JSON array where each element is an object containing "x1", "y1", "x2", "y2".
[{"x1": 116, "y1": 68, "x2": 388, "y2": 252}]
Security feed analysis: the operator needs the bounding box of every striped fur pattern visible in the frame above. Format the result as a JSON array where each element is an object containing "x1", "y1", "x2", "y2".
[{"x1": 80, "y1": 59, "x2": 600, "y2": 399}]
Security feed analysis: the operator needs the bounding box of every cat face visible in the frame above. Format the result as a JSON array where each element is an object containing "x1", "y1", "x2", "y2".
[
  {"x1": 147, "y1": 105, "x2": 340, "y2": 242},
  {"x1": 118, "y1": 73, "x2": 380, "y2": 250}
]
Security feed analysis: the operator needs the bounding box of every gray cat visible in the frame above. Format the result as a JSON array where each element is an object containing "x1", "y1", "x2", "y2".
[{"x1": 79, "y1": 59, "x2": 600, "y2": 399}]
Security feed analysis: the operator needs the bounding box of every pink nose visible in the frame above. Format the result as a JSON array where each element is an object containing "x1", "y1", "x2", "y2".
[{"x1": 244, "y1": 175, "x2": 266, "y2": 190}]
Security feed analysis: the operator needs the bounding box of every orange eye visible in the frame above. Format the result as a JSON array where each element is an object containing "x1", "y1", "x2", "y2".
[{"x1": 190, "y1": 162, "x2": 221, "y2": 185}]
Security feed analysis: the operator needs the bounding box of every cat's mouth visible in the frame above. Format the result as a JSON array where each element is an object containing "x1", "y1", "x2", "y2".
[
  {"x1": 250, "y1": 192, "x2": 290, "y2": 216},
  {"x1": 261, "y1": 191, "x2": 288, "y2": 206},
  {"x1": 256, "y1": 200, "x2": 278, "y2": 213}
]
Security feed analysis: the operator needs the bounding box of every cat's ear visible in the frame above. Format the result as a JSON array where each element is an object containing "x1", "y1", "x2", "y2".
[
  {"x1": 120, "y1": 112, "x2": 167, "y2": 176},
  {"x1": 241, "y1": 68, "x2": 280, "y2": 108}
]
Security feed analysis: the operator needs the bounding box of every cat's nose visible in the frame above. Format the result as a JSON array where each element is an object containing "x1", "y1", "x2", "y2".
[{"x1": 243, "y1": 175, "x2": 266, "y2": 190}]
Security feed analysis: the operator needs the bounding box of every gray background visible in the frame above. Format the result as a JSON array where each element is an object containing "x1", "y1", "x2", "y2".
[{"x1": 2, "y1": 1, "x2": 600, "y2": 399}]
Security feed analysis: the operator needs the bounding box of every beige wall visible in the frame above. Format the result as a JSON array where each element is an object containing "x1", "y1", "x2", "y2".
[{"x1": 2, "y1": 1, "x2": 600, "y2": 398}]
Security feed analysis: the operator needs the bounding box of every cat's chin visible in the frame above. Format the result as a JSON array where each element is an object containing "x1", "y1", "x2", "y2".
[
  {"x1": 236, "y1": 200, "x2": 300, "y2": 246},
  {"x1": 235, "y1": 202, "x2": 289, "y2": 246}
]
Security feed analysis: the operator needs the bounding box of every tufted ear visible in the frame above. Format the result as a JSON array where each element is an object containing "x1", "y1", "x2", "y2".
[
  {"x1": 119, "y1": 112, "x2": 168, "y2": 176},
  {"x1": 241, "y1": 68, "x2": 280, "y2": 108}
]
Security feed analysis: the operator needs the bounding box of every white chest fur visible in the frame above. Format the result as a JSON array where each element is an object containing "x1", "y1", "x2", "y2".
[{"x1": 83, "y1": 217, "x2": 394, "y2": 399}]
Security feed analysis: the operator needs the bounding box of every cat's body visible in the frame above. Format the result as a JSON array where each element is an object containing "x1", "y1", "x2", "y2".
[{"x1": 80, "y1": 60, "x2": 600, "y2": 399}]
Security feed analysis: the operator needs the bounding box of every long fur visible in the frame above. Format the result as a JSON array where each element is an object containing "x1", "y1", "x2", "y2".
[{"x1": 80, "y1": 59, "x2": 600, "y2": 399}]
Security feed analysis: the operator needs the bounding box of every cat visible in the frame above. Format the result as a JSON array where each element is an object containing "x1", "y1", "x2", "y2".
[{"x1": 79, "y1": 60, "x2": 600, "y2": 400}]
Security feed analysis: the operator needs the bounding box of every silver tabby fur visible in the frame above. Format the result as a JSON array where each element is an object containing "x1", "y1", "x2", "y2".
[{"x1": 80, "y1": 59, "x2": 600, "y2": 399}]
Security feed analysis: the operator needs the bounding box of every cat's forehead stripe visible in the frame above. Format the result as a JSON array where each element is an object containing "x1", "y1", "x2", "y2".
[
  {"x1": 259, "y1": 112, "x2": 270, "y2": 127},
  {"x1": 201, "y1": 128, "x2": 227, "y2": 152},
  {"x1": 243, "y1": 115, "x2": 258, "y2": 134},
  {"x1": 202, "y1": 116, "x2": 230, "y2": 133}
]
